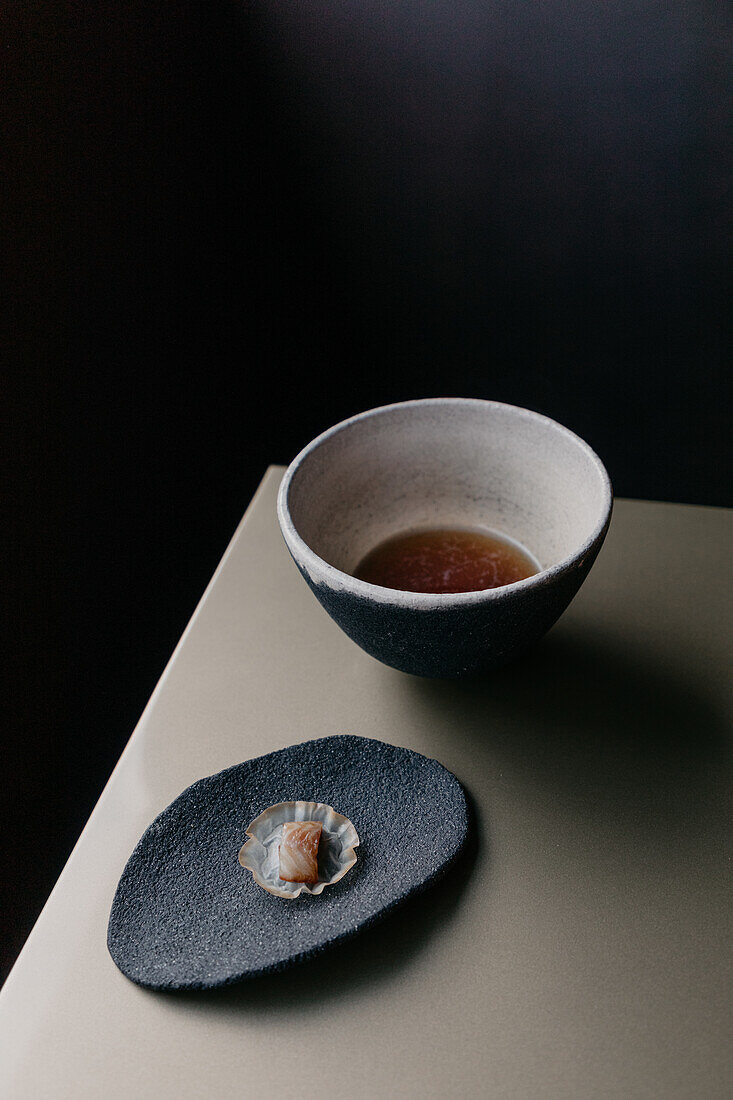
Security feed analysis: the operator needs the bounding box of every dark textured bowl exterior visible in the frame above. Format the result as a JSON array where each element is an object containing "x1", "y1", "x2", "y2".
[{"x1": 290, "y1": 527, "x2": 609, "y2": 678}]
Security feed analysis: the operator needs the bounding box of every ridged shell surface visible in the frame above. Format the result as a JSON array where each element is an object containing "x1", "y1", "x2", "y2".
[{"x1": 239, "y1": 801, "x2": 359, "y2": 898}]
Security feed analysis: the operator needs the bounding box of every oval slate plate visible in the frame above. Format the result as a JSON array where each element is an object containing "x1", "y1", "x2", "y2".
[{"x1": 108, "y1": 735, "x2": 469, "y2": 990}]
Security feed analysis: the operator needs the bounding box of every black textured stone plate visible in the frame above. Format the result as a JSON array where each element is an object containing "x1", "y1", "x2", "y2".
[{"x1": 108, "y1": 735, "x2": 469, "y2": 990}]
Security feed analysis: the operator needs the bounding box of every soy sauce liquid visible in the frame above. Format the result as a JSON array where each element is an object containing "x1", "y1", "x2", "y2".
[{"x1": 354, "y1": 527, "x2": 538, "y2": 594}]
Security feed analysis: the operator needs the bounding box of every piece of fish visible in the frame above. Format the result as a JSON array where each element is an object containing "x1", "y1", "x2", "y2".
[{"x1": 279, "y1": 820, "x2": 322, "y2": 883}]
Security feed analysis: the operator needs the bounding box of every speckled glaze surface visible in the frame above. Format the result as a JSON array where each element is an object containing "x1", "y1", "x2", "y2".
[{"x1": 278, "y1": 399, "x2": 613, "y2": 678}]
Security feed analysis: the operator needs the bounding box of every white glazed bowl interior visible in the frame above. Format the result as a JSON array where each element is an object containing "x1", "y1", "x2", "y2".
[{"x1": 281, "y1": 399, "x2": 611, "y2": 594}]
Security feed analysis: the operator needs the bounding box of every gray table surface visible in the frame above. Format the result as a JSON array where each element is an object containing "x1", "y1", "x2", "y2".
[{"x1": 1, "y1": 467, "x2": 731, "y2": 1099}]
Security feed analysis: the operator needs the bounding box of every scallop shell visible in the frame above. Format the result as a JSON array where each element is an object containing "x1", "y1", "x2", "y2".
[{"x1": 238, "y1": 801, "x2": 359, "y2": 899}]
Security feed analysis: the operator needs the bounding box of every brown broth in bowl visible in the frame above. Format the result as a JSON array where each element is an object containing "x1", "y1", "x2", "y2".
[{"x1": 354, "y1": 527, "x2": 539, "y2": 594}]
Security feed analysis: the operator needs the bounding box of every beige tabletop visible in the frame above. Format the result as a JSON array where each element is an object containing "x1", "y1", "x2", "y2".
[{"x1": 1, "y1": 467, "x2": 731, "y2": 1099}]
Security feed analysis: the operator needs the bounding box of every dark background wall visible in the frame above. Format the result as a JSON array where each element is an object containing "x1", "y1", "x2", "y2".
[{"x1": 4, "y1": 0, "x2": 731, "y2": 984}]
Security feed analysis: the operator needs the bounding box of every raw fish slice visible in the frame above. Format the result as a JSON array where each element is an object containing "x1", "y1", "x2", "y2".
[{"x1": 279, "y1": 821, "x2": 322, "y2": 883}]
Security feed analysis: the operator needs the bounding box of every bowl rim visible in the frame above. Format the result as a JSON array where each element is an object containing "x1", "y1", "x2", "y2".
[{"x1": 277, "y1": 397, "x2": 613, "y2": 608}]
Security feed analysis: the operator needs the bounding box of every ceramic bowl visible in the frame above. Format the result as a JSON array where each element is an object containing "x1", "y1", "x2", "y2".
[{"x1": 277, "y1": 398, "x2": 612, "y2": 678}]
